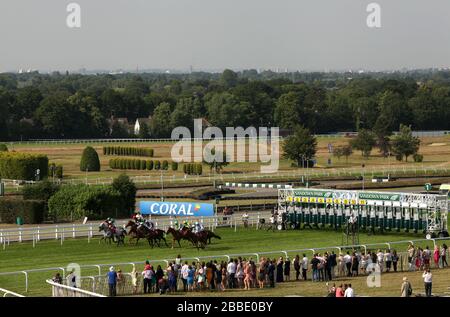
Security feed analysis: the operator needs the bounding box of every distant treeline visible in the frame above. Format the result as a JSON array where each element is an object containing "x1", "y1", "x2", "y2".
[{"x1": 1, "y1": 70, "x2": 450, "y2": 141}]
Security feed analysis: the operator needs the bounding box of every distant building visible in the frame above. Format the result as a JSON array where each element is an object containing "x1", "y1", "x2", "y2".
[
  {"x1": 106, "y1": 116, "x2": 132, "y2": 136},
  {"x1": 134, "y1": 117, "x2": 152, "y2": 135}
]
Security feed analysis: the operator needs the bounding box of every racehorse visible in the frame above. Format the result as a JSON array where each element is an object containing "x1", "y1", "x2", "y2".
[
  {"x1": 98, "y1": 222, "x2": 126, "y2": 246},
  {"x1": 183, "y1": 229, "x2": 209, "y2": 250},
  {"x1": 166, "y1": 227, "x2": 191, "y2": 249},
  {"x1": 125, "y1": 220, "x2": 168, "y2": 248},
  {"x1": 204, "y1": 230, "x2": 221, "y2": 244}
]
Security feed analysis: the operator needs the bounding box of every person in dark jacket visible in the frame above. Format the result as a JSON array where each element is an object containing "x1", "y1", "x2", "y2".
[
  {"x1": 330, "y1": 251, "x2": 337, "y2": 278},
  {"x1": 293, "y1": 255, "x2": 301, "y2": 281},
  {"x1": 284, "y1": 257, "x2": 291, "y2": 281},
  {"x1": 325, "y1": 253, "x2": 333, "y2": 281},
  {"x1": 267, "y1": 259, "x2": 275, "y2": 288},
  {"x1": 276, "y1": 257, "x2": 284, "y2": 283}
]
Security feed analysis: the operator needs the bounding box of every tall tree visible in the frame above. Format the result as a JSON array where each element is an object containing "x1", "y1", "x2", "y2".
[
  {"x1": 282, "y1": 125, "x2": 317, "y2": 167},
  {"x1": 151, "y1": 102, "x2": 172, "y2": 138},
  {"x1": 391, "y1": 124, "x2": 420, "y2": 162},
  {"x1": 350, "y1": 129, "x2": 376, "y2": 158}
]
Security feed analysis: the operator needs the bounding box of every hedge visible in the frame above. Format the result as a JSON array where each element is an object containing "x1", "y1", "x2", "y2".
[
  {"x1": 80, "y1": 146, "x2": 100, "y2": 172},
  {"x1": 0, "y1": 198, "x2": 45, "y2": 224},
  {"x1": 0, "y1": 152, "x2": 48, "y2": 180},
  {"x1": 183, "y1": 163, "x2": 203, "y2": 175},
  {"x1": 108, "y1": 158, "x2": 181, "y2": 171},
  {"x1": 103, "y1": 146, "x2": 154, "y2": 157},
  {"x1": 49, "y1": 163, "x2": 64, "y2": 179},
  {"x1": 0, "y1": 144, "x2": 8, "y2": 152},
  {"x1": 48, "y1": 184, "x2": 126, "y2": 221},
  {"x1": 23, "y1": 180, "x2": 60, "y2": 202}
]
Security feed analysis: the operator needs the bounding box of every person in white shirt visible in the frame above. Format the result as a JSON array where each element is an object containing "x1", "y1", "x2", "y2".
[
  {"x1": 301, "y1": 254, "x2": 309, "y2": 280},
  {"x1": 227, "y1": 259, "x2": 237, "y2": 288},
  {"x1": 422, "y1": 269, "x2": 432, "y2": 297},
  {"x1": 344, "y1": 283, "x2": 354, "y2": 297},
  {"x1": 180, "y1": 262, "x2": 189, "y2": 292},
  {"x1": 66, "y1": 269, "x2": 77, "y2": 288},
  {"x1": 344, "y1": 252, "x2": 352, "y2": 277},
  {"x1": 377, "y1": 250, "x2": 385, "y2": 272}
]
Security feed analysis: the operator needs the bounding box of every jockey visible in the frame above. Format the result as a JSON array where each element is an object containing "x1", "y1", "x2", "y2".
[
  {"x1": 182, "y1": 220, "x2": 190, "y2": 231},
  {"x1": 173, "y1": 220, "x2": 180, "y2": 230},
  {"x1": 145, "y1": 219, "x2": 155, "y2": 231},
  {"x1": 107, "y1": 218, "x2": 116, "y2": 234},
  {"x1": 193, "y1": 221, "x2": 204, "y2": 233}
]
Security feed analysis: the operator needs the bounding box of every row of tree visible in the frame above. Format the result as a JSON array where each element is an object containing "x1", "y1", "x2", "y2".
[
  {"x1": 1, "y1": 70, "x2": 450, "y2": 140},
  {"x1": 282, "y1": 123, "x2": 423, "y2": 166}
]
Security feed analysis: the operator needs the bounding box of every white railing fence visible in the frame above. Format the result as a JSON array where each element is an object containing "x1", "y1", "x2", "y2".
[
  {"x1": 0, "y1": 212, "x2": 272, "y2": 248},
  {"x1": 46, "y1": 279, "x2": 105, "y2": 297},
  {"x1": 3, "y1": 165, "x2": 450, "y2": 190},
  {"x1": 1, "y1": 237, "x2": 449, "y2": 295},
  {"x1": 0, "y1": 287, "x2": 25, "y2": 297}
]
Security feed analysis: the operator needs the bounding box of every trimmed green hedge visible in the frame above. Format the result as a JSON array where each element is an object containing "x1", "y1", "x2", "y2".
[
  {"x1": 48, "y1": 184, "x2": 126, "y2": 221},
  {"x1": 23, "y1": 180, "x2": 60, "y2": 202},
  {"x1": 103, "y1": 146, "x2": 154, "y2": 157},
  {"x1": 109, "y1": 158, "x2": 177, "y2": 171},
  {"x1": 183, "y1": 163, "x2": 203, "y2": 175},
  {"x1": 80, "y1": 146, "x2": 100, "y2": 172},
  {"x1": 0, "y1": 152, "x2": 49, "y2": 180},
  {"x1": 0, "y1": 144, "x2": 8, "y2": 152},
  {"x1": 0, "y1": 198, "x2": 45, "y2": 224}
]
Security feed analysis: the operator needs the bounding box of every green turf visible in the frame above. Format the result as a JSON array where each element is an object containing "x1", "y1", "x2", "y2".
[{"x1": 1, "y1": 226, "x2": 448, "y2": 297}]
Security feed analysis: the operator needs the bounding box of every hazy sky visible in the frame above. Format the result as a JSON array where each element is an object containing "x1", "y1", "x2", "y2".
[{"x1": 1, "y1": 0, "x2": 450, "y2": 72}]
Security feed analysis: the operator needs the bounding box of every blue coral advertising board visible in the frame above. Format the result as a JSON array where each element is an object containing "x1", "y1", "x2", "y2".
[{"x1": 139, "y1": 201, "x2": 215, "y2": 217}]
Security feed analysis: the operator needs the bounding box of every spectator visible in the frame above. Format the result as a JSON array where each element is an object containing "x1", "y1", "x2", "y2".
[
  {"x1": 167, "y1": 264, "x2": 177, "y2": 293},
  {"x1": 227, "y1": 259, "x2": 237, "y2": 289},
  {"x1": 376, "y1": 249, "x2": 384, "y2": 272},
  {"x1": 284, "y1": 257, "x2": 291, "y2": 281},
  {"x1": 326, "y1": 282, "x2": 336, "y2": 297},
  {"x1": 66, "y1": 269, "x2": 77, "y2": 288},
  {"x1": 293, "y1": 255, "x2": 301, "y2": 281},
  {"x1": 351, "y1": 252, "x2": 359, "y2": 277},
  {"x1": 422, "y1": 269, "x2": 432, "y2": 297},
  {"x1": 407, "y1": 244, "x2": 415, "y2": 271},
  {"x1": 301, "y1": 254, "x2": 308, "y2": 281},
  {"x1": 423, "y1": 246, "x2": 431, "y2": 270},
  {"x1": 267, "y1": 259, "x2": 275, "y2": 288},
  {"x1": 317, "y1": 254, "x2": 325, "y2": 281},
  {"x1": 52, "y1": 273, "x2": 63, "y2": 284},
  {"x1": 243, "y1": 261, "x2": 252, "y2": 290},
  {"x1": 131, "y1": 267, "x2": 139, "y2": 295},
  {"x1": 206, "y1": 262, "x2": 215, "y2": 291},
  {"x1": 181, "y1": 261, "x2": 189, "y2": 292},
  {"x1": 311, "y1": 254, "x2": 320, "y2": 282},
  {"x1": 107, "y1": 266, "x2": 118, "y2": 297},
  {"x1": 441, "y1": 244, "x2": 448, "y2": 267},
  {"x1": 335, "y1": 284, "x2": 345, "y2": 297},
  {"x1": 116, "y1": 268, "x2": 124, "y2": 295},
  {"x1": 258, "y1": 258, "x2": 267, "y2": 289},
  {"x1": 142, "y1": 264, "x2": 154, "y2": 294},
  {"x1": 276, "y1": 257, "x2": 284, "y2": 283},
  {"x1": 338, "y1": 253, "x2": 346, "y2": 277},
  {"x1": 325, "y1": 253, "x2": 332, "y2": 281},
  {"x1": 344, "y1": 251, "x2": 352, "y2": 277},
  {"x1": 330, "y1": 251, "x2": 337, "y2": 278},
  {"x1": 221, "y1": 262, "x2": 227, "y2": 290},
  {"x1": 236, "y1": 259, "x2": 244, "y2": 288},
  {"x1": 360, "y1": 252, "x2": 367, "y2": 275},
  {"x1": 401, "y1": 277, "x2": 412, "y2": 297},
  {"x1": 433, "y1": 245, "x2": 440, "y2": 268},
  {"x1": 197, "y1": 264, "x2": 206, "y2": 291},
  {"x1": 392, "y1": 250, "x2": 399, "y2": 272},
  {"x1": 187, "y1": 265, "x2": 195, "y2": 291},
  {"x1": 385, "y1": 249, "x2": 392, "y2": 272},
  {"x1": 344, "y1": 283, "x2": 354, "y2": 297}
]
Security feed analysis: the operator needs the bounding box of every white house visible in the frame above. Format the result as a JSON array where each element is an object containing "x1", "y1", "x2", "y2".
[{"x1": 134, "y1": 117, "x2": 152, "y2": 136}]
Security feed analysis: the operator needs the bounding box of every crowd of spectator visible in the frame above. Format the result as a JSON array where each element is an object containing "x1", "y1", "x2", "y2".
[{"x1": 50, "y1": 243, "x2": 449, "y2": 297}]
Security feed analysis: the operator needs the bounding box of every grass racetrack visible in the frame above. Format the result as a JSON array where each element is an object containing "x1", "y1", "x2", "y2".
[{"x1": 1, "y1": 226, "x2": 449, "y2": 297}]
